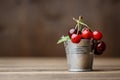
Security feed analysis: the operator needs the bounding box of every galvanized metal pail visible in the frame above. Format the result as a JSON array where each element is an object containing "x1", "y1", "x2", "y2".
[{"x1": 64, "y1": 39, "x2": 93, "y2": 72}]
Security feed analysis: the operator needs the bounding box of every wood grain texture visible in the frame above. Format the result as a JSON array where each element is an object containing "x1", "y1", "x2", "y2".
[{"x1": 0, "y1": 57, "x2": 119, "y2": 80}]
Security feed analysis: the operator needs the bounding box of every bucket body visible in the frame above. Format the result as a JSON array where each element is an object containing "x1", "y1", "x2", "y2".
[{"x1": 64, "y1": 39, "x2": 93, "y2": 72}]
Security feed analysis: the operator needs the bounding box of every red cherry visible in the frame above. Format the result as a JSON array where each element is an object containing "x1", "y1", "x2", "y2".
[
  {"x1": 68, "y1": 28, "x2": 77, "y2": 38},
  {"x1": 71, "y1": 34, "x2": 81, "y2": 43},
  {"x1": 81, "y1": 28, "x2": 92, "y2": 39},
  {"x1": 94, "y1": 48, "x2": 103, "y2": 55},
  {"x1": 97, "y1": 41, "x2": 106, "y2": 52},
  {"x1": 94, "y1": 41, "x2": 106, "y2": 55},
  {"x1": 93, "y1": 30, "x2": 103, "y2": 40}
]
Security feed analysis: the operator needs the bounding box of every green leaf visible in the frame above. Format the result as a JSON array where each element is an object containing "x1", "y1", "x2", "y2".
[{"x1": 57, "y1": 36, "x2": 70, "y2": 44}]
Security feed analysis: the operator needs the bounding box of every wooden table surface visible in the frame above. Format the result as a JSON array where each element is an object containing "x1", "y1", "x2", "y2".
[{"x1": 0, "y1": 57, "x2": 119, "y2": 80}]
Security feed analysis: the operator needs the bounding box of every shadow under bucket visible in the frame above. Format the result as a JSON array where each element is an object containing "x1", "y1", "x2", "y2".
[{"x1": 64, "y1": 39, "x2": 93, "y2": 72}]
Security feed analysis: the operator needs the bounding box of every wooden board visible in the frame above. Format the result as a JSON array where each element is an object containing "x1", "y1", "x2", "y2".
[{"x1": 0, "y1": 57, "x2": 119, "y2": 80}]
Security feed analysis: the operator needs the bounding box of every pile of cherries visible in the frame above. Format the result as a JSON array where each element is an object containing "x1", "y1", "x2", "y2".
[{"x1": 68, "y1": 16, "x2": 106, "y2": 55}]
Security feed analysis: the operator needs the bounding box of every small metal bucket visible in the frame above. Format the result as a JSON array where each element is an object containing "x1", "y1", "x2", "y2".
[{"x1": 64, "y1": 39, "x2": 93, "y2": 72}]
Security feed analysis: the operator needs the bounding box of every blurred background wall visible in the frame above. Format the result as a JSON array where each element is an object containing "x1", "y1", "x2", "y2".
[{"x1": 0, "y1": 0, "x2": 119, "y2": 57}]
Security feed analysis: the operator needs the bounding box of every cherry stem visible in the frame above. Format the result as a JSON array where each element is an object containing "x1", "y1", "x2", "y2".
[
  {"x1": 77, "y1": 22, "x2": 80, "y2": 34},
  {"x1": 73, "y1": 17, "x2": 81, "y2": 34},
  {"x1": 73, "y1": 16, "x2": 93, "y2": 31},
  {"x1": 75, "y1": 24, "x2": 78, "y2": 29}
]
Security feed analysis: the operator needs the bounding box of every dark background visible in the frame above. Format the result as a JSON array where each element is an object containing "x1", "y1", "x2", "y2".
[{"x1": 0, "y1": 0, "x2": 119, "y2": 57}]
